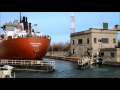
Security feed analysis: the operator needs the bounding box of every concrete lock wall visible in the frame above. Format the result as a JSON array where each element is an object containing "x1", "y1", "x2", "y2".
[{"x1": 116, "y1": 48, "x2": 120, "y2": 62}]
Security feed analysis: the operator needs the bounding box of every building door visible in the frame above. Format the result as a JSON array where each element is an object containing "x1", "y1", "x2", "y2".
[{"x1": 73, "y1": 49, "x2": 74, "y2": 54}]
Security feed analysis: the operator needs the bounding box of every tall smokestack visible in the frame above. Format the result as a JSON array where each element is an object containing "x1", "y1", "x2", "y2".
[
  {"x1": 26, "y1": 17, "x2": 28, "y2": 30},
  {"x1": 29, "y1": 23, "x2": 31, "y2": 34},
  {"x1": 26, "y1": 17, "x2": 27, "y2": 22},
  {"x1": 23, "y1": 16, "x2": 25, "y2": 22}
]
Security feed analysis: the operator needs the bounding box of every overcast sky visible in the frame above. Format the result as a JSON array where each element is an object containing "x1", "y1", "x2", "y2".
[{"x1": 0, "y1": 12, "x2": 120, "y2": 43}]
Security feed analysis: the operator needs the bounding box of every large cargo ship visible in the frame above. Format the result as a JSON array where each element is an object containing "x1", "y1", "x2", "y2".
[{"x1": 0, "y1": 13, "x2": 51, "y2": 60}]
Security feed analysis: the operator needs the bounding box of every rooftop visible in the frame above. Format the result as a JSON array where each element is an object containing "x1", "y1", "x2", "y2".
[{"x1": 70, "y1": 28, "x2": 118, "y2": 37}]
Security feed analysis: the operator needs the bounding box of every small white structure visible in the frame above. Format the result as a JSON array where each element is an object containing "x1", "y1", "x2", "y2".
[{"x1": 0, "y1": 65, "x2": 15, "y2": 78}]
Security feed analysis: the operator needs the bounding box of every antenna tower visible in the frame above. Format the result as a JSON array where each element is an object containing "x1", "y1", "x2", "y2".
[{"x1": 70, "y1": 12, "x2": 75, "y2": 33}]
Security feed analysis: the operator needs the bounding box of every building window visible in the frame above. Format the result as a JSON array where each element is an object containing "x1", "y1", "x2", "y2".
[
  {"x1": 101, "y1": 38, "x2": 109, "y2": 43},
  {"x1": 72, "y1": 40, "x2": 74, "y2": 45},
  {"x1": 94, "y1": 38, "x2": 97, "y2": 43},
  {"x1": 87, "y1": 38, "x2": 89, "y2": 44},
  {"x1": 73, "y1": 49, "x2": 75, "y2": 54},
  {"x1": 78, "y1": 39, "x2": 82, "y2": 44},
  {"x1": 98, "y1": 39, "x2": 101, "y2": 42},
  {"x1": 113, "y1": 38, "x2": 116, "y2": 43},
  {"x1": 99, "y1": 52, "x2": 104, "y2": 57},
  {"x1": 111, "y1": 53, "x2": 115, "y2": 57}
]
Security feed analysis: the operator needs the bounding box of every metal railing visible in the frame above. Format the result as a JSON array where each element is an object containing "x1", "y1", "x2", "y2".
[{"x1": 0, "y1": 60, "x2": 55, "y2": 69}]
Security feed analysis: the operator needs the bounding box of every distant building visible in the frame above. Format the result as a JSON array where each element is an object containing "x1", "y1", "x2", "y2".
[{"x1": 70, "y1": 23, "x2": 120, "y2": 62}]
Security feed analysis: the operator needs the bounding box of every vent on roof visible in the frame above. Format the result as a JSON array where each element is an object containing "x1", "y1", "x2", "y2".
[{"x1": 103, "y1": 22, "x2": 108, "y2": 30}]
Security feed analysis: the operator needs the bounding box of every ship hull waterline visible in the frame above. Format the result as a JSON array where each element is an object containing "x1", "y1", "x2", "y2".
[{"x1": 0, "y1": 37, "x2": 51, "y2": 60}]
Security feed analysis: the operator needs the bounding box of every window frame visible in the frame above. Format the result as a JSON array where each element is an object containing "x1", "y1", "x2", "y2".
[
  {"x1": 113, "y1": 38, "x2": 116, "y2": 43},
  {"x1": 78, "y1": 39, "x2": 82, "y2": 44},
  {"x1": 101, "y1": 38, "x2": 109, "y2": 43},
  {"x1": 94, "y1": 38, "x2": 97, "y2": 43},
  {"x1": 87, "y1": 38, "x2": 89, "y2": 44},
  {"x1": 110, "y1": 52, "x2": 115, "y2": 57}
]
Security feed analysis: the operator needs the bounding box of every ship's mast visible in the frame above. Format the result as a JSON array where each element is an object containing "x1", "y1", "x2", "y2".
[{"x1": 20, "y1": 12, "x2": 22, "y2": 23}]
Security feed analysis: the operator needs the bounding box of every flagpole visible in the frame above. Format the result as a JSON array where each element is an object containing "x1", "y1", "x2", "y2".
[
  {"x1": 33, "y1": 23, "x2": 37, "y2": 33},
  {"x1": 36, "y1": 23, "x2": 37, "y2": 32},
  {"x1": 118, "y1": 12, "x2": 120, "y2": 25}
]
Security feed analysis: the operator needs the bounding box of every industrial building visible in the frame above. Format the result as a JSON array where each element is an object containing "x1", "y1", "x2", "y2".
[{"x1": 70, "y1": 23, "x2": 120, "y2": 62}]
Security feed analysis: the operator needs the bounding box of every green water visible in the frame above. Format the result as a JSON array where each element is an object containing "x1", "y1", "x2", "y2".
[{"x1": 14, "y1": 58, "x2": 120, "y2": 78}]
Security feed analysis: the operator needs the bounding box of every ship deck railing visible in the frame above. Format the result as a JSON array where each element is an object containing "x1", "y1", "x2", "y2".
[{"x1": 0, "y1": 60, "x2": 55, "y2": 70}]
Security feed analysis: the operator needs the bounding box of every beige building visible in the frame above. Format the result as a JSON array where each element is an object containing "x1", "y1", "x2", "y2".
[
  {"x1": 70, "y1": 23, "x2": 120, "y2": 62},
  {"x1": 99, "y1": 48, "x2": 120, "y2": 62},
  {"x1": 70, "y1": 24, "x2": 120, "y2": 62}
]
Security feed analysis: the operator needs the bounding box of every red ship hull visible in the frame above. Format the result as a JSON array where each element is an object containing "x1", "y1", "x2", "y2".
[{"x1": 0, "y1": 37, "x2": 51, "y2": 60}]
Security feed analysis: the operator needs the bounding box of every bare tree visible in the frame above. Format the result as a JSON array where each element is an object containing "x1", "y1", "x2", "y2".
[{"x1": 48, "y1": 42, "x2": 70, "y2": 52}]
